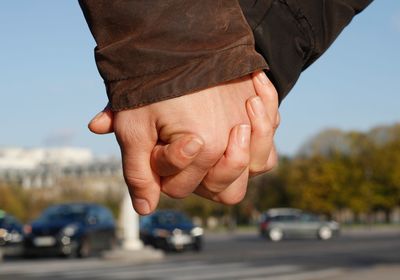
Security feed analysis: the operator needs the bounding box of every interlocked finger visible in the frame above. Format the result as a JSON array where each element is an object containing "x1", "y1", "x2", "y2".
[
  {"x1": 151, "y1": 134, "x2": 204, "y2": 177},
  {"x1": 201, "y1": 124, "x2": 251, "y2": 193},
  {"x1": 248, "y1": 71, "x2": 280, "y2": 176}
]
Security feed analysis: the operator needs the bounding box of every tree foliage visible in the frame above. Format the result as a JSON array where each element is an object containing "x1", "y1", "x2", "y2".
[
  {"x1": 1, "y1": 123, "x2": 399, "y2": 225},
  {"x1": 243, "y1": 123, "x2": 400, "y2": 221}
]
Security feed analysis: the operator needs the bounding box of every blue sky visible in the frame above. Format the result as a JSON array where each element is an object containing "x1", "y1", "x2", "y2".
[{"x1": 0, "y1": 1, "x2": 399, "y2": 157}]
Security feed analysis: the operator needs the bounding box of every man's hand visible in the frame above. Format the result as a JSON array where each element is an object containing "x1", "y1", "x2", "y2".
[{"x1": 89, "y1": 72, "x2": 279, "y2": 214}]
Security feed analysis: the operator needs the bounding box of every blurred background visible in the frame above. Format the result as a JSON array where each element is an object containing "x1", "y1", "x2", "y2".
[{"x1": 0, "y1": 1, "x2": 399, "y2": 280}]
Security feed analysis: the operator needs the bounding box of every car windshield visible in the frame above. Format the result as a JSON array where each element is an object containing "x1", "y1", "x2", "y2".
[
  {"x1": 300, "y1": 214, "x2": 321, "y2": 222},
  {"x1": 154, "y1": 212, "x2": 192, "y2": 226},
  {"x1": 40, "y1": 205, "x2": 87, "y2": 222}
]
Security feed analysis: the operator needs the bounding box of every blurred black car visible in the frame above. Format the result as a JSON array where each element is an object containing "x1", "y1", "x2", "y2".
[
  {"x1": 24, "y1": 203, "x2": 116, "y2": 258},
  {"x1": 0, "y1": 210, "x2": 24, "y2": 256},
  {"x1": 259, "y1": 208, "x2": 340, "y2": 242},
  {"x1": 140, "y1": 210, "x2": 203, "y2": 251}
]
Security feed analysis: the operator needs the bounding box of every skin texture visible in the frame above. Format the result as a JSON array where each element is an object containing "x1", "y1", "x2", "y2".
[{"x1": 89, "y1": 72, "x2": 279, "y2": 215}]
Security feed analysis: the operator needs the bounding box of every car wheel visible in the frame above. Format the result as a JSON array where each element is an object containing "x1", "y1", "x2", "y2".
[
  {"x1": 268, "y1": 228, "x2": 283, "y2": 242},
  {"x1": 61, "y1": 241, "x2": 79, "y2": 259},
  {"x1": 318, "y1": 226, "x2": 333, "y2": 240},
  {"x1": 193, "y1": 239, "x2": 203, "y2": 252},
  {"x1": 107, "y1": 236, "x2": 117, "y2": 251},
  {"x1": 78, "y1": 238, "x2": 91, "y2": 258}
]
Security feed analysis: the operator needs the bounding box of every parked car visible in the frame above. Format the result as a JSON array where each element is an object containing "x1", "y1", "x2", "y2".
[
  {"x1": 24, "y1": 203, "x2": 116, "y2": 258},
  {"x1": 259, "y1": 208, "x2": 340, "y2": 242},
  {"x1": 140, "y1": 210, "x2": 203, "y2": 252},
  {"x1": 0, "y1": 210, "x2": 24, "y2": 256}
]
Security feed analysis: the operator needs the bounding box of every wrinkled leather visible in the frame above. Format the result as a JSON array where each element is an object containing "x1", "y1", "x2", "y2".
[
  {"x1": 79, "y1": 0, "x2": 267, "y2": 111},
  {"x1": 80, "y1": 0, "x2": 373, "y2": 110}
]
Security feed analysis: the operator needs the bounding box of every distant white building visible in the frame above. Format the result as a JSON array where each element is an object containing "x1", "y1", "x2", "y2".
[
  {"x1": 0, "y1": 147, "x2": 121, "y2": 188},
  {"x1": 0, "y1": 147, "x2": 93, "y2": 170}
]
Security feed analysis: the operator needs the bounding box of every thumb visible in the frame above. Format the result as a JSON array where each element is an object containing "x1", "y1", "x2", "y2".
[
  {"x1": 151, "y1": 134, "x2": 204, "y2": 177},
  {"x1": 88, "y1": 103, "x2": 114, "y2": 134}
]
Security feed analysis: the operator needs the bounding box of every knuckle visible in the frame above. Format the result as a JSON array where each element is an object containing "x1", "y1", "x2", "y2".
[
  {"x1": 124, "y1": 173, "x2": 151, "y2": 190},
  {"x1": 164, "y1": 150, "x2": 186, "y2": 170},
  {"x1": 229, "y1": 157, "x2": 249, "y2": 173},
  {"x1": 249, "y1": 162, "x2": 269, "y2": 174},
  {"x1": 275, "y1": 112, "x2": 281, "y2": 129},
  {"x1": 202, "y1": 180, "x2": 226, "y2": 194},
  {"x1": 250, "y1": 151, "x2": 279, "y2": 175},
  {"x1": 116, "y1": 119, "x2": 154, "y2": 146},
  {"x1": 267, "y1": 86, "x2": 279, "y2": 102},
  {"x1": 201, "y1": 141, "x2": 225, "y2": 163},
  {"x1": 255, "y1": 123, "x2": 274, "y2": 137},
  {"x1": 218, "y1": 189, "x2": 246, "y2": 205},
  {"x1": 266, "y1": 154, "x2": 279, "y2": 170},
  {"x1": 115, "y1": 122, "x2": 136, "y2": 144},
  {"x1": 162, "y1": 188, "x2": 190, "y2": 199}
]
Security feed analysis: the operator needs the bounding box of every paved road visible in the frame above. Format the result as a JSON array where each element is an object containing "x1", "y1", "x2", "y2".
[{"x1": 0, "y1": 228, "x2": 399, "y2": 280}]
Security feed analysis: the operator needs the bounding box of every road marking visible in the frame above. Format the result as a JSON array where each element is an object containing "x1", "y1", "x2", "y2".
[
  {"x1": 173, "y1": 265, "x2": 301, "y2": 280},
  {"x1": 0, "y1": 260, "x2": 342, "y2": 280},
  {"x1": 62, "y1": 262, "x2": 247, "y2": 279},
  {"x1": 246, "y1": 268, "x2": 344, "y2": 280},
  {"x1": 0, "y1": 260, "x2": 126, "y2": 275}
]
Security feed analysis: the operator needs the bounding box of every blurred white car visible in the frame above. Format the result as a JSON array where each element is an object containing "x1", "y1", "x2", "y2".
[{"x1": 259, "y1": 208, "x2": 340, "y2": 242}]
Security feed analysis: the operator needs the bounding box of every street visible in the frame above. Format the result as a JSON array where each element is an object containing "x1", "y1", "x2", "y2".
[{"x1": 0, "y1": 228, "x2": 399, "y2": 280}]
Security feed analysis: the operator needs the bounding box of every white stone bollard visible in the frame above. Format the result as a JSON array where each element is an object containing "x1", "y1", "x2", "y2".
[
  {"x1": 119, "y1": 190, "x2": 143, "y2": 250},
  {"x1": 102, "y1": 190, "x2": 163, "y2": 261}
]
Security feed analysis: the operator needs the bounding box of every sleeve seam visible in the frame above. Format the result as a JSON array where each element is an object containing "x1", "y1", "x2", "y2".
[{"x1": 281, "y1": 0, "x2": 317, "y2": 59}]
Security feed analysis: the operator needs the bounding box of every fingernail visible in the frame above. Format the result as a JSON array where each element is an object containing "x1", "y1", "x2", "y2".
[
  {"x1": 256, "y1": 71, "x2": 269, "y2": 85},
  {"x1": 237, "y1": 124, "x2": 250, "y2": 148},
  {"x1": 250, "y1": 96, "x2": 265, "y2": 117},
  {"x1": 133, "y1": 198, "x2": 150, "y2": 215},
  {"x1": 90, "y1": 111, "x2": 104, "y2": 123},
  {"x1": 182, "y1": 138, "x2": 203, "y2": 157}
]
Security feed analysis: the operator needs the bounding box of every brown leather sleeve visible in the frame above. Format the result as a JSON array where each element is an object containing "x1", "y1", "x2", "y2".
[{"x1": 79, "y1": 0, "x2": 268, "y2": 111}]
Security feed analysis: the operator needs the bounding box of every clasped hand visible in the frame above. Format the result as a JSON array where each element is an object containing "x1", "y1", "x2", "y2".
[{"x1": 89, "y1": 72, "x2": 280, "y2": 215}]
